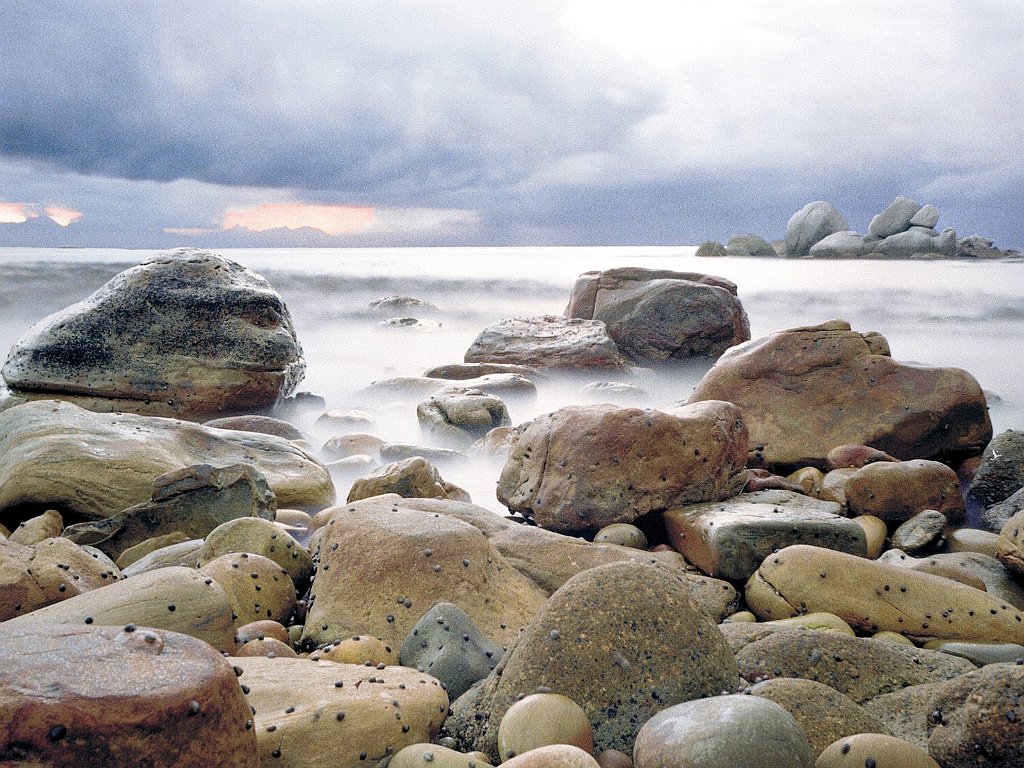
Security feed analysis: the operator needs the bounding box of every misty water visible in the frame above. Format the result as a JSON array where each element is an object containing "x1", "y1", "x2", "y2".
[{"x1": 1, "y1": 246, "x2": 1022, "y2": 513}]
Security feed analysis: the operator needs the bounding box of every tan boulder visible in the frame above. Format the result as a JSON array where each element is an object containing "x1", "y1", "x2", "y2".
[
  {"x1": 231, "y1": 656, "x2": 449, "y2": 768},
  {"x1": 5, "y1": 565, "x2": 237, "y2": 652},
  {"x1": 464, "y1": 315, "x2": 630, "y2": 371},
  {"x1": 300, "y1": 499, "x2": 549, "y2": 650},
  {"x1": 197, "y1": 516, "x2": 313, "y2": 592},
  {"x1": 500, "y1": 745, "x2": 600, "y2": 767},
  {"x1": 844, "y1": 459, "x2": 964, "y2": 524},
  {"x1": 7, "y1": 508, "x2": 63, "y2": 544},
  {"x1": 999, "y1": 508, "x2": 1024, "y2": 573},
  {"x1": 203, "y1": 414, "x2": 305, "y2": 440},
  {"x1": 199, "y1": 552, "x2": 297, "y2": 625},
  {"x1": 1, "y1": 249, "x2": 304, "y2": 421},
  {"x1": 0, "y1": 623, "x2": 257, "y2": 768},
  {"x1": 0, "y1": 399, "x2": 334, "y2": 527},
  {"x1": 121, "y1": 538, "x2": 204, "y2": 577},
  {"x1": 116, "y1": 530, "x2": 190, "y2": 569},
  {"x1": 745, "y1": 544, "x2": 1024, "y2": 643},
  {"x1": 346, "y1": 457, "x2": 469, "y2": 504},
  {"x1": 497, "y1": 401, "x2": 748, "y2": 533},
  {"x1": 825, "y1": 443, "x2": 900, "y2": 471},
  {"x1": 390, "y1": 744, "x2": 494, "y2": 767},
  {"x1": 816, "y1": 734, "x2": 939, "y2": 768},
  {"x1": 0, "y1": 536, "x2": 120, "y2": 620},
  {"x1": 688, "y1": 320, "x2": 991, "y2": 469},
  {"x1": 664, "y1": 489, "x2": 866, "y2": 580}
]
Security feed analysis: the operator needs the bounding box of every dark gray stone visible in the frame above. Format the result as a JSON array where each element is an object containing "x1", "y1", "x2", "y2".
[{"x1": 969, "y1": 429, "x2": 1024, "y2": 506}]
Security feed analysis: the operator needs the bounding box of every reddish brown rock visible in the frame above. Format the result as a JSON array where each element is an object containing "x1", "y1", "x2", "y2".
[
  {"x1": 497, "y1": 401, "x2": 748, "y2": 533},
  {"x1": 688, "y1": 320, "x2": 991, "y2": 469},
  {"x1": 826, "y1": 444, "x2": 900, "y2": 471},
  {"x1": 0, "y1": 623, "x2": 257, "y2": 767},
  {"x1": 844, "y1": 460, "x2": 965, "y2": 524}
]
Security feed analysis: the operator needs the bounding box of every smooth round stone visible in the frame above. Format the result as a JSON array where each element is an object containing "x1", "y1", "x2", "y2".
[
  {"x1": 871, "y1": 630, "x2": 915, "y2": 647},
  {"x1": 922, "y1": 639, "x2": 1024, "y2": 665},
  {"x1": 274, "y1": 508, "x2": 311, "y2": 527},
  {"x1": 634, "y1": 694, "x2": 814, "y2": 768},
  {"x1": 815, "y1": 733, "x2": 938, "y2": 767},
  {"x1": 946, "y1": 527, "x2": 1002, "y2": 557},
  {"x1": 500, "y1": 744, "x2": 600, "y2": 767},
  {"x1": 596, "y1": 749, "x2": 633, "y2": 768},
  {"x1": 235, "y1": 637, "x2": 298, "y2": 658},
  {"x1": 787, "y1": 467, "x2": 824, "y2": 496},
  {"x1": 498, "y1": 693, "x2": 594, "y2": 762},
  {"x1": 314, "y1": 634, "x2": 399, "y2": 666},
  {"x1": 722, "y1": 610, "x2": 756, "y2": 623},
  {"x1": 236, "y1": 619, "x2": 291, "y2": 645},
  {"x1": 852, "y1": 516, "x2": 888, "y2": 559},
  {"x1": 198, "y1": 552, "x2": 297, "y2": 625},
  {"x1": 593, "y1": 523, "x2": 648, "y2": 549},
  {"x1": 388, "y1": 743, "x2": 493, "y2": 767}
]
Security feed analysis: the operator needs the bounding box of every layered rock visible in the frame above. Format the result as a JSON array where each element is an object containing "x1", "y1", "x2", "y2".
[
  {"x1": 61, "y1": 462, "x2": 276, "y2": 559},
  {"x1": 1, "y1": 249, "x2": 304, "y2": 420},
  {"x1": 443, "y1": 562, "x2": 739, "y2": 758},
  {"x1": 0, "y1": 623, "x2": 257, "y2": 768},
  {"x1": 688, "y1": 320, "x2": 991, "y2": 469},
  {"x1": 564, "y1": 268, "x2": 750, "y2": 363},
  {"x1": 0, "y1": 400, "x2": 334, "y2": 528},
  {"x1": 464, "y1": 315, "x2": 629, "y2": 371}
]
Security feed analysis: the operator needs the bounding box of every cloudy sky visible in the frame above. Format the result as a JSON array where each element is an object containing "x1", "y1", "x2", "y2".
[{"x1": 1, "y1": 0, "x2": 1021, "y2": 248}]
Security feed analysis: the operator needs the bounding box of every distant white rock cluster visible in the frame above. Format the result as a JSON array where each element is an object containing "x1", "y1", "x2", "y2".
[{"x1": 698, "y1": 196, "x2": 1020, "y2": 260}]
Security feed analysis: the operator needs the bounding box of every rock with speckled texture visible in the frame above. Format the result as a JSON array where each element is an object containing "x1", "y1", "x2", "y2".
[
  {"x1": 199, "y1": 552, "x2": 296, "y2": 626},
  {"x1": 815, "y1": 733, "x2": 938, "y2": 768},
  {"x1": 346, "y1": 457, "x2": 470, "y2": 504},
  {"x1": 197, "y1": 516, "x2": 312, "y2": 593},
  {"x1": 0, "y1": 623, "x2": 258, "y2": 768},
  {"x1": 1, "y1": 249, "x2": 305, "y2": 421},
  {"x1": 6, "y1": 508, "x2": 63, "y2": 544},
  {"x1": 231, "y1": 656, "x2": 449, "y2": 768},
  {"x1": 442, "y1": 561, "x2": 738, "y2": 759},
  {"x1": 844, "y1": 460, "x2": 964, "y2": 524}
]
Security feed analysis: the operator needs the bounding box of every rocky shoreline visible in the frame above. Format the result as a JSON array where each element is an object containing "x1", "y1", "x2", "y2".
[{"x1": 2, "y1": 249, "x2": 1023, "y2": 767}]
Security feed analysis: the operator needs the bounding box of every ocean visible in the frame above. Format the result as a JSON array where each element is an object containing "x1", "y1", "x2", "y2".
[{"x1": 1, "y1": 246, "x2": 1021, "y2": 511}]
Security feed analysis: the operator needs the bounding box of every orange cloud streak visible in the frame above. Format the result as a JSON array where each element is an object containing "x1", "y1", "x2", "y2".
[
  {"x1": 0, "y1": 202, "x2": 39, "y2": 224},
  {"x1": 45, "y1": 205, "x2": 84, "y2": 227},
  {"x1": 223, "y1": 202, "x2": 376, "y2": 236}
]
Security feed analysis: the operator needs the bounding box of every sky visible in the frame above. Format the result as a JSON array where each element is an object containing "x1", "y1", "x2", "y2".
[{"x1": 1, "y1": 0, "x2": 1022, "y2": 249}]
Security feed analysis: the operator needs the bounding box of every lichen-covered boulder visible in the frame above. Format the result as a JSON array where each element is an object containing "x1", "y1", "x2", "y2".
[
  {"x1": 564, "y1": 268, "x2": 749, "y2": 364},
  {"x1": 442, "y1": 562, "x2": 739, "y2": 759},
  {"x1": 0, "y1": 400, "x2": 334, "y2": 528},
  {"x1": 745, "y1": 544, "x2": 1024, "y2": 644},
  {"x1": 231, "y1": 656, "x2": 449, "y2": 768},
  {"x1": 300, "y1": 499, "x2": 548, "y2": 650},
  {"x1": 62, "y1": 462, "x2": 277, "y2": 559},
  {"x1": 0, "y1": 623, "x2": 258, "y2": 768},
  {"x1": 4, "y1": 565, "x2": 237, "y2": 652},
  {"x1": 688, "y1": 321, "x2": 991, "y2": 469},
  {"x1": 497, "y1": 401, "x2": 748, "y2": 533},
  {"x1": 1, "y1": 249, "x2": 305, "y2": 420},
  {"x1": 464, "y1": 315, "x2": 630, "y2": 371}
]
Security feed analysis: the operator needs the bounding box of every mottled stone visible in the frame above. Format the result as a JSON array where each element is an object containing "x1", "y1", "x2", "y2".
[
  {"x1": 465, "y1": 315, "x2": 630, "y2": 371},
  {"x1": 199, "y1": 552, "x2": 297, "y2": 625},
  {"x1": 890, "y1": 510, "x2": 947, "y2": 553},
  {"x1": 197, "y1": 516, "x2": 313, "y2": 593},
  {"x1": 346, "y1": 457, "x2": 470, "y2": 504},
  {"x1": 969, "y1": 429, "x2": 1024, "y2": 505}
]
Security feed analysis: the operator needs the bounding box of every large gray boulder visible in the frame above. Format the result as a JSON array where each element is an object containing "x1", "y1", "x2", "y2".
[
  {"x1": 1, "y1": 249, "x2": 305, "y2": 421},
  {"x1": 785, "y1": 201, "x2": 848, "y2": 256},
  {"x1": 868, "y1": 195, "x2": 923, "y2": 238},
  {"x1": 873, "y1": 227, "x2": 956, "y2": 258},
  {"x1": 808, "y1": 230, "x2": 867, "y2": 259}
]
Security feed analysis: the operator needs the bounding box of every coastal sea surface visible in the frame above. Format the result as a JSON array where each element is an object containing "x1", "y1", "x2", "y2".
[{"x1": 1, "y1": 246, "x2": 1022, "y2": 510}]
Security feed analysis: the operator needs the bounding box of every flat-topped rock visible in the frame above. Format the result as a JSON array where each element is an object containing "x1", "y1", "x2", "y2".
[
  {"x1": 688, "y1": 320, "x2": 991, "y2": 469},
  {"x1": 0, "y1": 623, "x2": 257, "y2": 768},
  {"x1": 464, "y1": 315, "x2": 630, "y2": 371},
  {"x1": 1, "y1": 249, "x2": 304, "y2": 420},
  {"x1": 0, "y1": 400, "x2": 334, "y2": 528}
]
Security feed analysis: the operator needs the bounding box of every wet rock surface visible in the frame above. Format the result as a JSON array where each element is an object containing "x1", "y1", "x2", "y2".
[{"x1": 464, "y1": 315, "x2": 630, "y2": 371}]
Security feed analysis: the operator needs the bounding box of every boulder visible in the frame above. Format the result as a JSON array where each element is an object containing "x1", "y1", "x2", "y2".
[
  {"x1": 872, "y1": 227, "x2": 956, "y2": 259},
  {"x1": 730, "y1": 628, "x2": 973, "y2": 703},
  {"x1": 464, "y1": 315, "x2": 629, "y2": 371},
  {"x1": 889, "y1": 510, "x2": 947, "y2": 553},
  {"x1": 694, "y1": 241, "x2": 727, "y2": 258},
  {"x1": 501, "y1": 745, "x2": 599, "y2": 767},
  {"x1": 688, "y1": 320, "x2": 991, "y2": 469},
  {"x1": 4, "y1": 565, "x2": 237, "y2": 652},
  {"x1": 346, "y1": 457, "x2": 470, "y2": 504},
  {"x1": 196, "y1": 516, "x2": 313, "y2": 592},
  {"x1": 0, "y1": 536, "x2": 120, "y2": 621},
  {"x1": 0, "y1": 623, "x2": 257, "y2": 768},
  {"x1": 664, "y1": 489, "x2": 866, "y2": 580},
  {"x1": 864, "y1": 663, "x2": 1024, "y2": 766},
  {"x1": 786, "y1": 201, "x2": 848, "y2": 256},
  {"x1": 116, "y1": 531, "x2": 190, "y2": 569},
  {"x1": 725, "y1": 234, "x2": 776, "y2": 256},
  {"x1": 203, "y1": 414, "x2": 305, "y2": 441},
  {"x1": 745, "y1": 544, "x2": 1024, "y2": 644},
  {"x1": 632, "y1": 694, "x2": 814, "y2": 768},
  {"x1": 878, "y1": 549, "x2": 1024, "y2": 609},
  {"x1": 747, "y1": 677, "x2": 891, "y2": 756},
  {"x1": 909, "y1": 204, "x2": 940, "y2": 229},
  {"x1": 422, "y1": 362, "x2": 539, "y2": 380},
  {"x1": 968, "y1": 429, "x2": 1024, "y2": 505},
  {"x1": 121, "y1": 539, "x2": 205, "y2": 577},
  {"x1": 390, "y1": 497, "x2": 738, "y2": 619},
  {"x1": 868, "y1": 196, "x2": 923, "y2": 238},
  {"x1": 61, "y1": 462, "x2": 276, "y2": 559},
  {"x1": 979, "y1": 486, "x2": 1024, "y2": 533},
  {"x1": 442, "y1": 562, "x2": 739, "y2": 758},
  {"x1": 998, "y1": 508, "x2": 1024, "y2": 575},
  {"x1": 199, "y1": 551, "x2": 297, "y2": 625},
  {"x1": 564, "y1": 268, "x2": 749, "y2": 364},
  {"x1": 957, "y1": 234, "x2": 1016, "y2": 259},
  {"x1": 399, "y1": 601, "x2": 504, "y2": 700},
  {"x1": 389, "y1": 744, "x2": 495, "y2": 767},
  {"x1": 231, "y1": 656, "x2": 449, "y2": 768},
  {"x1": 593, "y1": 523, "x2": 648, "y2": 549},
  {"x1": 416, "y1": 387, "x2": 510, "y2": 447},
  {"x1": 299, "y1": 499, "x2": 549, "y2": 651},
  {"x1": 808, "y1": 230, "x2": 867, "y2": 259},
  {"x1": 379, "y1": 443, "x2": 468, "y2": 466},
  {"x1": 357, "y1": 373, "x2": 537, "y2": 403},
  {"x1": 320, "y1": 433, "x2": 385, "y2": 461},
  {"x1": 0, "y1": 400, "x2": 333, "y2": 529},
  {"x1": 1, "y1": 249, "x2": 304, "y2": 420},
  {"x1": 6, "y1": 508, "x2": 63, "y2": 544},
  {"x1": 826, "y1": 444, "x2": 899, "y2": 471},
  {"x1": 497, "y1": 401, "x2": 748, "y2": 533},
  {"x1": 843, "y1": 459, "x2": 965, "y2": 524},
  {"x1": 498, "y1": 692, "x2": 593, "y2": 762},
  {"x1": 816, "y1": 734, "x2": 939, "y2": 768}
]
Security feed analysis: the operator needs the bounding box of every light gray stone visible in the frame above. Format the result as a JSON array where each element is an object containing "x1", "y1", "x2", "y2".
[
  {"x1": 785, "y1": 201, "x2": 848, "y2": 256},
  {"x1": 872, "y1": 227, "x2": 956, "y2": 258},
  {"x1": 908, "y1": 203, "x2": 939, "y2": 228},
  {"x1": 868, "y1": 195, "x2": 922, "y2": 238},
  {"x1": 808, "y1": 230, "x2": 867, "y2": 259}
]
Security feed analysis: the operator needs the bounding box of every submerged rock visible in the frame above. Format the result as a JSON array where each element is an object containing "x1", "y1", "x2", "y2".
[{"x1": 1, "y1": 249, "x2": 305, "y2": 420}]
